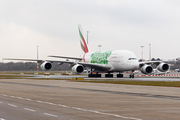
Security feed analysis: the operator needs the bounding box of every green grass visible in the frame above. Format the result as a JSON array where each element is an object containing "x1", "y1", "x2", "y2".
[
  {"x1": 76, "y1": 80, "x2": 180, "y2": 87},
  {"x1": 0, "y1": 74, "x2": 33, "y2": 79}
]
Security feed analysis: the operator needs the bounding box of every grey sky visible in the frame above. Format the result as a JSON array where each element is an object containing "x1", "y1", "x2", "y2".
[{"x1": 0, "y1": 0, "x2": 180, "y2": 61}]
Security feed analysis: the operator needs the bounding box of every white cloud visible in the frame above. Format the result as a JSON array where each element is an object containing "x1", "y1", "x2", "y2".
[
  {"x1": 0, "y1": 0, "x2": 180, "y2": 61},
  {"x1": 0, "y1": 23, "x2": 81, "y2": 62}
]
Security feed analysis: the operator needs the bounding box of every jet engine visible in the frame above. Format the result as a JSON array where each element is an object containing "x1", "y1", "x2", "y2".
[
  {"x1": 72, "y1": 64, "x2": 84, "y2": 74},
  {"x1": 140, "y1": 64, "x2": 153, "y2": 74},
  {"x1": 157, "y1": 63, "x2": 169, "y2": 72},
  {"x1": 40, "y1": 61, "x2": 53, "y2": 71}
]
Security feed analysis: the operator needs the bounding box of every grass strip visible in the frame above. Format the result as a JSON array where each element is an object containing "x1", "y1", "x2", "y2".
[
  {"x1": 76, "y1": 80, "x2": 180, "y2": 87},
  {"x1": 0, "y1": 74, "x2": 32, "y2": 79}
]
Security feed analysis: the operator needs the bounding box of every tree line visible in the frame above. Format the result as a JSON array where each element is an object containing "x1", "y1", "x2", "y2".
[{"x1": 0, "y1": 62, "x2": 71, "y2": 71}]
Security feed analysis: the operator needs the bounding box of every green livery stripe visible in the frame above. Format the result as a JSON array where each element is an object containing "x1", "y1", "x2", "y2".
[{"x1": 91, "y1": 51, "x2": 112, "y2": 64}]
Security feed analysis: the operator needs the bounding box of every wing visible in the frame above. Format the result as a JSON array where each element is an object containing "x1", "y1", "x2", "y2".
[
  {"x1": 48, "y1": 55, "x2": 82, "y2": 60},
  {"x1": 139, "y1": 61, "x2": 162, "y2": 67},
  {"x1": 3, "y1": 58, "x2": 112, "y2": 71},
  {"x1": 3, "y1": 58, "x2": 76, "y2": 64}
]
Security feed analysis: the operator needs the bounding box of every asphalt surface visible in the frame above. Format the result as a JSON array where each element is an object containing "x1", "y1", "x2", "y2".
[
  {"x1": 31, "y1": 74, "x2": 180, "y2": 81},
  {"x1": 0, "y1": 79, "x2": 180, "y2": 120}
]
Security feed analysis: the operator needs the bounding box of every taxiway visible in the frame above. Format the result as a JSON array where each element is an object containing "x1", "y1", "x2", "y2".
[{"x1": 0, "y1": 78, "x2": 180, "y2": 119}]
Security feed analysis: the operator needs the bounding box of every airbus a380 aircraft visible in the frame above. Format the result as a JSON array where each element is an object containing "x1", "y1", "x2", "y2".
[{"x1": 3, "y1": 25, "x2": 170, "y2": 78}]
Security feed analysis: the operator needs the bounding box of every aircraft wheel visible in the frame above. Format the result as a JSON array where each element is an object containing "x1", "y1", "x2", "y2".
[
  {"x1": 117, "y1": 74, "x2": 123, "y2": 78},
  {"x1": 92, "y1": 74, "x2": 96, "y2": 77},
  {"x1": 105, "y1": 74, "x2": 113, "y2": 77},
  {"x1": 129, "y1": 74, "x2": 134, "y2": 78},
  {"x1": 129, "y1": 75, "x2": 132, "y2": 78},
  {"x1": 88, "y1": 74, "x2": 92, "y2": 77},
  {"x1": 97, "y1": 74, "x2": 101, "y2": 77},
  {"x1": 132, "y1": 75, "x2": 134, "y2": 78}
]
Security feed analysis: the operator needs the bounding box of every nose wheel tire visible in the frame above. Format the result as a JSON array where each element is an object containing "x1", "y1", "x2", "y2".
[{"x1": 129, "y1": 74, "x2": 134, "y2": 78}]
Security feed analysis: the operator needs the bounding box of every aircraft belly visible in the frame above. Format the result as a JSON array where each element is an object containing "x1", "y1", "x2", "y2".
[
  {"x1": 111, "y1": 61, "x2": 134, "y2": 71},
  {"x1": 111, "y1": 61, "x2": 123, "y2": 71}
]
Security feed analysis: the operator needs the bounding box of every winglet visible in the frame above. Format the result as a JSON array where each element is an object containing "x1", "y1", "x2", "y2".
[{"x1": 78, "y1": 25, "x2": 89, "y2": 53}]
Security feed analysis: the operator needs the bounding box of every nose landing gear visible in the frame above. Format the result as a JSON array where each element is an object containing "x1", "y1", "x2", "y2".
[{"x1": 129, "y1": 71, "x2": 134, "y2": 78}]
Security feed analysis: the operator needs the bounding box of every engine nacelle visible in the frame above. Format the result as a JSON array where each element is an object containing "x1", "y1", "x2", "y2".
[
  {"x1": 40, "y1": 61, "x2": 53, "y2": 71},
  {"x1": 157, "y1": 63, "x2": 169, "y2": 72},
  {"x1": 140, "y1": 64, "x2": 153, "y2": 74},
  {"x1": 72, "y1": 64, "x2": 84, "y2": 74}
]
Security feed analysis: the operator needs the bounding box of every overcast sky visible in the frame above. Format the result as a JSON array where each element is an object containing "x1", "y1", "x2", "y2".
[{"x1": 1, "y1": 0, "x2": 180, "y2": 62}]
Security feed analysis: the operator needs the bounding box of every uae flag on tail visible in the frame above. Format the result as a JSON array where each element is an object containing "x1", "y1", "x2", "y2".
[{"x1": 78, "y1": 25, "x2": 89, "y2": 53}]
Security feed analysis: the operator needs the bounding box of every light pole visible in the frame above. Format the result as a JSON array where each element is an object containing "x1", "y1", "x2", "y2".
[
  {"x1": 149, "y1": 44, "x2": 151, "y2": 61},
  {"x1": 98, "y1": 45, "x2": 102, "y2": 51},
  {"x1": 87, "y1": 31, "x2": 89, "y2": 45},
  {"x1": 37, "y1": 45, "x2": 39, "y2": 71},
  {"x1": 141, "y1": 46, "x2": 144, "y2": 61}
]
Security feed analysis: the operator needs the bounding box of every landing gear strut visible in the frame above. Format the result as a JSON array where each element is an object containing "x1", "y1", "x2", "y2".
[{"x1": 129, "y1": 71, "x2": 134, "y2": 78}]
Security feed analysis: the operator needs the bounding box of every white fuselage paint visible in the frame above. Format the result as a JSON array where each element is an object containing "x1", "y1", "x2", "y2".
[{"x1": 83, "y1": 50, "x2": 139, "y2": 72}]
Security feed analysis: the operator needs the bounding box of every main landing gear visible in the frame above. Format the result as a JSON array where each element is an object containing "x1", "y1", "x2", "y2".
[
  {"x1": 87, "y1": 69, "x2": 125, "y2": 78},
  {"x1": 88, "y1": 73, "x2": 124, "y2": 78},
  {"x1": 88, "y1": 73, "x2": 101, "y2": 77},
  {"x1": 117, "y1": 73, "x2": 123, "y2": 78},
  {"x1": 105, "y1": 73, "x2": 113, "y2": 77},
  {"x1": 88, "y1": 68, "x2": 101, "y2": 77}
]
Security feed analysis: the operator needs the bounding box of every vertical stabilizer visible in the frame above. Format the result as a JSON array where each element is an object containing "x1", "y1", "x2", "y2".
[{"x1": 78, "y1": 25, "x2": 89, "y2": 53}]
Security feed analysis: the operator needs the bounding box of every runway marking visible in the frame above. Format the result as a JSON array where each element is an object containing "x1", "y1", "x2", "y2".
[
  {"x1": 8, "y1": 104, "x2": 17, "y2": 107},
  {"x1": 128, "y1": 117, "x2": 142, "y2": 120},
  {"x1": 2, "y1": 94, "x2": 7, "y2": 97},
  {"x1": 0, "y1": 102, "x2": 3, "y2": 104},
  {"x1": 24, "y1": 108, "x2": 36, "y2": 112},
  {"x1": 0, "y1": 118, "x2": 6, "y2": 120},
  {"x1": 0, "y1": 94, "x2": 142, "y2": 120},
  {"x1": 17, "y1": 97, "x2": 24, "y2": 100},
  {"x1": 58, "y1": 104, "x2": 71, "y2": 108},
  {"x1": 35, "y1": 100, "x2": 46, "y2": 103},
  {"x1": 25, "y1": 98, "x2": 34, "y2": 101},
  {"x1": 44, "y1": 113, "x2": 58, "y2": 117},
  {"x1": 88, "y1": 110, "x2": 101, "y2": 113},
  {"x1": 88, "y1": 110, "x2": 142, "y2": 120},
  {"x1": 46, "y1": 102, "x2": 57, "y2": 106},
  {"x1": 72, "y1": 107, "x2": 88, "y2": 111},
  {"x1": 10, "y1": 96, "x2": 15, "y2": 98}
]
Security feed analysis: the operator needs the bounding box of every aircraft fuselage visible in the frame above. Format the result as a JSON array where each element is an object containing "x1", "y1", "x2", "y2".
[{"x1": 83, "y1": 50, "x2": 139, "y2": 72}]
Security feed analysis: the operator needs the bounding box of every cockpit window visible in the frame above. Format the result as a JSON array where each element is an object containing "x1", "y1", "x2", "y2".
[{"x1": 128, "y1": 58, "x2": 137, "y2": 60}]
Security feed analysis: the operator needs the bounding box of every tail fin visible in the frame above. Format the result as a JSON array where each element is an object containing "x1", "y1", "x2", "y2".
[{"x1": 78, "y1": 25, "x2": 89, "y2": 53}]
